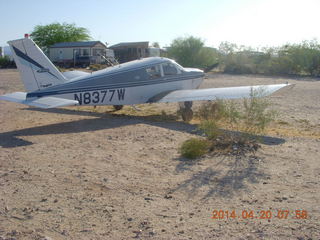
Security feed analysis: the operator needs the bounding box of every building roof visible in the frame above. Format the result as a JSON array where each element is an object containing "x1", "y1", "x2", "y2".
[
  {"x1": 50, "y1": 41, "x2": 106, "y2": 48},
  {"x1": 109, "y1": 41, "x2": 149, "y2": 49}
]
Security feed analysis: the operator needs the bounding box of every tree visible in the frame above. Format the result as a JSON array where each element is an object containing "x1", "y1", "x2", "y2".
[
  {"x1": 167, "y1": 36, "x2": 218, "y2": 69},
  {"x1": 31, "y1": 22, "x2": 91, "y2": 50},
  {"x1": 152, "y1": 42, "x2": 160, "y2": 48}
]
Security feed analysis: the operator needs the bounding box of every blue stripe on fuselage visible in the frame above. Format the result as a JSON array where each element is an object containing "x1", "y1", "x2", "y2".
[{"x1": 26, "y1": 74, "x2": 203, "y2": 98}]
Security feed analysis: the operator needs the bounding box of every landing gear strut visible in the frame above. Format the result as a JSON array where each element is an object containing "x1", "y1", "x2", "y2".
[{"x1": 179, "y1": 101, "x2": 193, "y2": 122}]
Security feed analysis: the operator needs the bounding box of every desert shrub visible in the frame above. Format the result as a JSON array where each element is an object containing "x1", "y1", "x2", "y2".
[
  {"x1": 181, "y1": 91, "x2": 277, "y2": 159},
  {"x1": 180, "y1": 138, "x2": 210, "y2": 159},
  {"x1": 197, "y1": 100, "x2": 227, "y2": 121},
  {"x1": 168, "y1": 36, "x2": 219, "y2": 70},
  {"x1": 198, "y1": 120, "x2": 220, "y2": 140},
  {"x1": 242, "y1": 89, "x2": 277, "y2": 135},
  {"x1": 89, "y1": 64, "x2": 107, "y2": 71},
  {"x1": 0, "y1": 56, "x2": 16, "y2": 68},
  {"x1": 219, "y1": 40, "x2": 320, "y2": 76}
]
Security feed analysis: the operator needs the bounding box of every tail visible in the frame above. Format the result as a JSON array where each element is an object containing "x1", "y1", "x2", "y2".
[{"x1": 8, "y1": 37, "x2": 66, "y2": 92}]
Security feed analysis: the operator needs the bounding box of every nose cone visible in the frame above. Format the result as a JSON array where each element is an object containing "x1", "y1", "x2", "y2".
[
  {"x1": 191, "y1": 68, "x2": 205, "y2": 77},
  {"x1": 193, "y1": 68, "x2": 204, "y2": 73}
]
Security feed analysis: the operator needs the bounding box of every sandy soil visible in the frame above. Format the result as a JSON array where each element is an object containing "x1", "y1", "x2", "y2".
[{"x1": 0, "y1": 69, "x2": 319, "y2": 240}]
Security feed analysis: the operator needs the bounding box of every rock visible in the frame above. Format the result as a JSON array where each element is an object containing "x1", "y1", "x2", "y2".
[
  {"x1": 164, "y1": 194, "x2": 172, "y2": 199},
  {"x1": 42, "y1": 237, "x2": 53, "y2": 240}
]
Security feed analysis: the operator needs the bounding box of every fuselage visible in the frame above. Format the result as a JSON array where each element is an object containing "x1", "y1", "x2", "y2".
[{"x1": 26, "y1": 57, "x2": 204, "y2": 106}]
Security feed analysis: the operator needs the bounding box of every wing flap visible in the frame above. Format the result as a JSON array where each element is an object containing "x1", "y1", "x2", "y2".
[
  {"x1": 0, "y1": 92, "x2": 78, "y2": 108},
  {"x1": 153, "y1": 84, "x2": 292, "y2": 103}
]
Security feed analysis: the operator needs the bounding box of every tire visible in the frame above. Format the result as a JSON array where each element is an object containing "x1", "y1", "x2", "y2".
[
  {"x1": 184, "y1": 101, "x2": 193, "y2": 109},
  {"x1": 113, "y1": 105, "x2": 123, "y2": 111},
  {"x1": 181, "y1": 108, "x2": 193, "y2": 122}
]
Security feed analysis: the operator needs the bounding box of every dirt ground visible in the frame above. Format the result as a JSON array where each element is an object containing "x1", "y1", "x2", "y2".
[{"x1": 0, "y1": 69, "x2": 319, "y2": 240}]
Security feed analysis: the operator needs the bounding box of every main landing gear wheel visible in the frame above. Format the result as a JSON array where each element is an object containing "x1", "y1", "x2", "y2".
[
  {"x1": 113, "y1": 105, "x2": 123, "y2": 111},
  {"x1": 179, "y1": 101, "x2": 193, "y2": 122}
]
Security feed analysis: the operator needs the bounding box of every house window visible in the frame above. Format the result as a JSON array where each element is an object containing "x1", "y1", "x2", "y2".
[
  {"x1": 146, "y1": 65, "x2": 162, "y2": 79},
  {"x1": 82, "y1": 49, "x2": 89, "y2": 56}
]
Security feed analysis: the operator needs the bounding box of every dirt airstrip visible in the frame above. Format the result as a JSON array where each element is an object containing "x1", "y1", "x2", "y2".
[{"x1": 0, "y1": 69, "x2": 319, "y2": 239}]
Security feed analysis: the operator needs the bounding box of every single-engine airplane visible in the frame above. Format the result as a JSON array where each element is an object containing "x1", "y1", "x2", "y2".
[{"x1": 0, "y1": 36, "x2": 292, "y2": 121}]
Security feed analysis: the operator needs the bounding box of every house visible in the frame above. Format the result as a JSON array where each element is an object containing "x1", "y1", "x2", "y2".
[
  {"x1": 49, "y1": 41, "x2": 114, "y2": 67},
  {"x1": 109, "y1": 42, "x2": 160, "y2": 63},
  {"x1": 2, "y1": 46, "x2": 13, "y2": 60}
]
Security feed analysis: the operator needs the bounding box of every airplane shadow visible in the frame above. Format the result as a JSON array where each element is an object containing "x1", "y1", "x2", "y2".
[
  {"x1": 1, "y1": 107, "x2": 284, "y2": 199},
  {"x1": 0, "y1": 107, "x2": 285, "y2": 150},
  {"x1": 0, "y1": 107, "x2": 197, "y2": 148}
]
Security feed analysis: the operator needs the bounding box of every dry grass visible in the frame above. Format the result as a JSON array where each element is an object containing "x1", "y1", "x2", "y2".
[{"x1": 180, "y1": 92, "x2": 278, "y2": 159}]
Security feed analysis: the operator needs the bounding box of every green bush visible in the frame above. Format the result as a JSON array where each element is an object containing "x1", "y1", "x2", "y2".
[
  {"x1": 197, "y1": 100, "x2": 227, "y2": 121},
  {"x1": 0, "y1": 56, "x2": 15, "y2": 68},
  {"x1": 168, "y1": 36, "x2": 219, "y2": 70},
  {"x1": 180, "y1": 138, "x2": 210, "y2": 159},
  {"x1": 197, "y1": 92, "x2": 276, "y2": 136},
  {"x1": 198, "y1": 120, "x2": 220, "y2": 140},
  {"x1": 89, "y1": 64, "x2": 107, "y2": 71},
  {"x1": 219, "y1": 40, "x2": 320, "y2": 76},
  {"x1": 242, "y1": 89, "x2": 277, "y2": 135},
  {"x1": 180, "y1": 93, "x2": 277, "y2": 159}
]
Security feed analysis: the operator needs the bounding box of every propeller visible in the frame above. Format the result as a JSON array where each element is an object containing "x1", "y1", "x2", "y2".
[{"x1": 203, "y1": 62, "x2": 219, "y2": 73}]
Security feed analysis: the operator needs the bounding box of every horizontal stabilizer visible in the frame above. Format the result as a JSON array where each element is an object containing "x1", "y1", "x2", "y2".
[
  {"x1": 0, "y1": 92, "x2": 78, "y2": 108},
  {"x1": 152, "y1": 84, "x2": 292, "y2": 103}
]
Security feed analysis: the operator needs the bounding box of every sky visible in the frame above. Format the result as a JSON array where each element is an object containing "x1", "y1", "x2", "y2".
[{"x1": 1, "y1": 0, "x2": 320, "y2": 49}]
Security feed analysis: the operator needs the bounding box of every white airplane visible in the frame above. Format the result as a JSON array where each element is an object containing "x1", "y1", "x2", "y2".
[{"x1": 0, "y1": 37, "x2": 291, "y2": 121}]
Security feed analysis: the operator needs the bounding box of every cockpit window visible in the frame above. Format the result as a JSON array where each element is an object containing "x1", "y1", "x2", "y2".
[
  {"x1": 175, "y1": 62, "x2": 184, "y2": 72},
  {"x1": 146, "y1": 65, "x2": 161, "y2": 79},
  {"x1": 162, "y1": 63, "x2": 179, "y2": 76}
]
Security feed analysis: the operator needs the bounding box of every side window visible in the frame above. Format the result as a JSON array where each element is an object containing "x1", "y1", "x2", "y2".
[
  {"x1": 82, "y1": 49, "x2": 89, "y2": 56},
  {"x1": 162, "y1": 63, "x2": 179, "y2": 76},
  {"x1": 146, "y1": 65, "x2": 162, "y2": 79}
]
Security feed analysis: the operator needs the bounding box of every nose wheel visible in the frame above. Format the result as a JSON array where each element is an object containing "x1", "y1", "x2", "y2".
[{"x1": 179, "y1": 101, "x2": 193, "y2": 122}]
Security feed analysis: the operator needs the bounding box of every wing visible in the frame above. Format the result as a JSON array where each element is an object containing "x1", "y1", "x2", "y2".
[
  {"x1": 0, "y1": 92, "x2": 78, "y2": 108},
  {"x1": 148, "y1": 84, "x2": 292, "y2": 103}
]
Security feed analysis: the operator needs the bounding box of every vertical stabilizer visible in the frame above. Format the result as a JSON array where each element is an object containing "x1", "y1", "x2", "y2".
[{"x1": 8, "y1": 37, "x2": 66, "y2": 92}]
